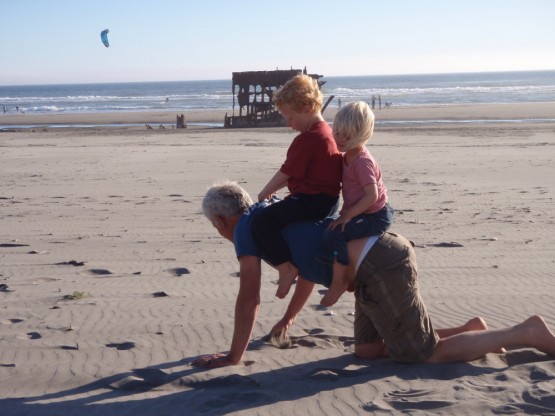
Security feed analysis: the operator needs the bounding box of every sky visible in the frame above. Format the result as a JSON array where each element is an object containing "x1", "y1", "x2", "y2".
[{"x1": 1, "y1": 0, "x2": 554, "y2": 86}]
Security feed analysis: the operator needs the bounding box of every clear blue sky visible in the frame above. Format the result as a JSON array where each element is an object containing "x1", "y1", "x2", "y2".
[{"x1": 1, "y1": 0, "x2": 554, "y2": 86}]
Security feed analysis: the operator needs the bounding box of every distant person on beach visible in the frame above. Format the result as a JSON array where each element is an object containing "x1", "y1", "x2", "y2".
[
  {"x1": 252, "y1": 73, "x2": 342, "y2": 299},
  {"x1": 371, "y1": 95, "x2": 376, "y2": 110},
  {"x1": 320, "y1": 101, "x2": 393, "y2": 307},
  {"x1": 192, "y1": 180, "x2": 555, "y2": 368}
]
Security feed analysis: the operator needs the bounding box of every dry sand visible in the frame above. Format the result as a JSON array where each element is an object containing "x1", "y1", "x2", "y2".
[{"x1": 1, "y1": 103, "x2": 554, "y2": 415}]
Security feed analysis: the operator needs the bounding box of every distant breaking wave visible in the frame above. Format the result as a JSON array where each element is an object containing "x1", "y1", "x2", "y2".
[{"x1": 1, "y1": 70, "x2": 554, "y2": 115}]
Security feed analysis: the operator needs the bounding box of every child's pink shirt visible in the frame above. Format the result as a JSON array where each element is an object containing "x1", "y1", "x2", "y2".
[{"x1": 342, "y1": 146, "x2": 388, "y2": 214}]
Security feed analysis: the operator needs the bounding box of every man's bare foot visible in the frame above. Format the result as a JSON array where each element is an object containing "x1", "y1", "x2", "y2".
[
  {"x1": 520, "y1": 315, "x2": 555, "y2": 357},
  {"x1": 275, "y1": 262, "x2": 298, "y2": 298}
]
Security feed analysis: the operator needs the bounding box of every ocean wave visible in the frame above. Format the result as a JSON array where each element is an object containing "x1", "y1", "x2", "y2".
[{"x1": 2, "y1": 71, "x2": 554, "y2": 114}]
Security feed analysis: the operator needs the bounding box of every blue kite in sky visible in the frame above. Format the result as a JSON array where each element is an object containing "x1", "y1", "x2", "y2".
[{"x1": 100, "y1": 29, "x2": 110, "y2": 47}]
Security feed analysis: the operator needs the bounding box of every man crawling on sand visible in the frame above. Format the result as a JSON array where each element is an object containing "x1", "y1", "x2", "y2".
[{"x1": 192, "y1": 180, "x2": 555, "y2": 368}]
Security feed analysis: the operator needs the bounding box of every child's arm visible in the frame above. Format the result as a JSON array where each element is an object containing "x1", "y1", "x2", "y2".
[
  {"x1": 329, "y1": 183, "x2": 378, "y2": 231},
  {"x1": 258, "y1": 170, "x2": 291, "y2": 201}
]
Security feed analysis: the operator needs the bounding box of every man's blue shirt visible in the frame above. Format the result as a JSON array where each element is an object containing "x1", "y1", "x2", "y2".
[{"x1": 233, "y1": 201, "x2": 333, "y2": 288}]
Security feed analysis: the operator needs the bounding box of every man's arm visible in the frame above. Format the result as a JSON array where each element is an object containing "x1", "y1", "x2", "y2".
[
  {"x1": 192, "y1": 255, "x2": 261, "y2": 368},
  {"x1": 229, "y1": 255, "x2": 262, "y2": 362}
]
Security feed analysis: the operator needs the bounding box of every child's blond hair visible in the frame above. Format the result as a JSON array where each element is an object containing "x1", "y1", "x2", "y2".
[
  {"x1": 333, "y1": 101, "x2": 375, "y2": 152},
  {"x1": 272, "y1": 74, "x2": 323, "y2": 113}
]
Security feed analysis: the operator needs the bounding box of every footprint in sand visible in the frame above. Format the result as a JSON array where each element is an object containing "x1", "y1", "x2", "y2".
[
  {"x1": 85, "y1": 269, "x2": 113, "y2": 276},
  {"x1": 166, "y1": 267, "x2": 190, "y2": 276},
  {"x1": 152, "y1": 291, "x2": 169, "y2": 297},
  {"x1": 106, "y1": 341, "x2": 136, "y2": 350},
  {"x1": 1, "y1": 318, "x2": 24, "y2": 325},
  {"x1": 110, "y1": 369, "x2": 168, "y2": 390}
]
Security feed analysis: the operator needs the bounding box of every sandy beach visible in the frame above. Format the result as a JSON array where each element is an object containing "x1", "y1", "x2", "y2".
[{"x1": 1, "y1": 103, "x2": 555, "y2": 415}]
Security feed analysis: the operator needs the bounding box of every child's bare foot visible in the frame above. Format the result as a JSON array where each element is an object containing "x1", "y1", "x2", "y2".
[
  {"x1": 321, "y1": 290, "x2": 341, "y2": 307},
  {"x1": 320, "y1": 283, "x2": 350, "y2": 307},
  {"x1": 275, "y1": 262, "x2": 298, "y2": 299}
]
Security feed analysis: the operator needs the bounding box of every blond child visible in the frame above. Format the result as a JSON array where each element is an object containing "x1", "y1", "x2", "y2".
[
  {"x1": 252, "y1": 74, "x2": 342, "y2": 298},
  {"x1": 321, "y1": 101, "x2": 394, "y2": 307}
]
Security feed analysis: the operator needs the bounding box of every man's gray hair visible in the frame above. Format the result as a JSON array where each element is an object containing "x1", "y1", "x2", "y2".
[{"x1": 202, "y1": 179, "x2": 253, "y2": 221}]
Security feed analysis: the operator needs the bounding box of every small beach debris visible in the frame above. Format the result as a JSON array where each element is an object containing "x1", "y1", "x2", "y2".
[
  {"x1": 60, "y1": 344, "x2": 79, "y2": 350},
  {"x1": 428, "y1": 242, "x2": 464, "y2": 248},
  {"x1": 0, "y1": 243, "x2": 29, "y2": 248},
  {"x1": 63, "y1": 291, "x2": 88, "y2": 300},
  {"x1": 325, "y1": 310, "x2": 337, "y2": 316},
  {"x1": 55, "y1": 260, "x2": 86, "y2": 266},
  {"x1": 478, "y1": 236, "x2": 498, "y2": 241},
  {"x1": 0, "y1": 284, "x2": 13, "y2": 292}
]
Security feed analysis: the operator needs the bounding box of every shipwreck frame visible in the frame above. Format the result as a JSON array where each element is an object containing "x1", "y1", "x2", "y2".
[{"x1": 224, "y1": 68, "x2": 327, "y2": 128}]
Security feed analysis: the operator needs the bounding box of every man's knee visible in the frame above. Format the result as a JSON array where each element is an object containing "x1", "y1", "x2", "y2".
[{"x1": 354, "y1": 342, "x2": 386, "y2": 359}]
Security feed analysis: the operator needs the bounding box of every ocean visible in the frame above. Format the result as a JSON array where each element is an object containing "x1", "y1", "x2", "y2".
[{"x1": 1, "y1": 70, "x2": 554, "y2": 127}]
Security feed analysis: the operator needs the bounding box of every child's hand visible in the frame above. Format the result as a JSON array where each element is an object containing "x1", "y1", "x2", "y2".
[
  {"x1": 258, "y1": 191, "x2": 273, "y2": 202},
  {"x1": 328, "y1": 216, "x2": 352, "y2": 231}
]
